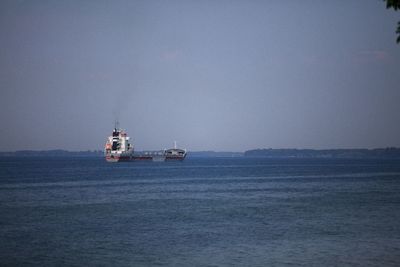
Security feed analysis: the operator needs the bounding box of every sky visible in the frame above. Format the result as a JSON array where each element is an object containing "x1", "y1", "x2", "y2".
[{"x1": 0, "y1": 0, "x2": 399, "y2": 151}]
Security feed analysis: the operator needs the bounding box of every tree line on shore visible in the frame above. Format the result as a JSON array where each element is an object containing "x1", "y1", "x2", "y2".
[{"x1": 244, "y1": 147, "x2": 400, "y2": 158}]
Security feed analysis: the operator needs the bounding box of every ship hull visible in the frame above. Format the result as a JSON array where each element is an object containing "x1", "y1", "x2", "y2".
[
  {"x1": 105, "y1": 155, "x2": 133, "y2": 162},
  {"x1": 132, "y1": 156, "x2": 153, "y2": 160},
  {"x1": 165, "y1": 156, "x2": 186, "y2": 161},
  {"x1": 105, "y1": 155, "x2": 186, "y2": 162}
]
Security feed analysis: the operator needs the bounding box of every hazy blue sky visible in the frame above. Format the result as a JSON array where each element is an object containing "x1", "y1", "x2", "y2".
[{"x1": 0, "y1": 0, "x2": 399, "y2": 151}]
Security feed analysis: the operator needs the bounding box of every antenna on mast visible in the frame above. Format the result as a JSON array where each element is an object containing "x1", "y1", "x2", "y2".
[
  {"x1": 174, "y1": 141, "x2": 177, "y2": 149},
  {"x1": 114, "y1": 120, "x2": 119, "y2": 130}
]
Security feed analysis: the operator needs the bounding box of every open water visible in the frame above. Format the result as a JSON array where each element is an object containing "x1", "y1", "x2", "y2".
[{"x1": 1, "y1": 157, "x2": 400, "y2": 266}]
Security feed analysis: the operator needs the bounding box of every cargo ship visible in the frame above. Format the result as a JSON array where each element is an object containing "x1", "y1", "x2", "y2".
[{"x1": 105, "y1": 125, "x2": 186, "y2": 162}]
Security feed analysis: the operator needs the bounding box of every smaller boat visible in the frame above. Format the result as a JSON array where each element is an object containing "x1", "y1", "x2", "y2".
[{"x1": 164, "y1": 141, "x2": 187, "y2": 160}]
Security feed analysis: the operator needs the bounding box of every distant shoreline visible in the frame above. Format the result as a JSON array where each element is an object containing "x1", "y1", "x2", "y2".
[
  {"x1": 1, "y1": 148, "x2": 400, "y2": 159},
  {"x1": 244, "y1": 148, "x2": 400, "y2": 159}
]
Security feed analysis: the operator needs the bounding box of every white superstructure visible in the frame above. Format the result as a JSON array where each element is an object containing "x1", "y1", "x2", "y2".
[{"x1": 104, "y1": 127, "x2": 133, "y2": 162}]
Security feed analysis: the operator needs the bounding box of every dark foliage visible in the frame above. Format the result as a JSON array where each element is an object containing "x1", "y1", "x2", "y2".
[
  {"x1": 385, "y1": 0, "x2": 400, "y2": 10},
  {"x1": 244, "y1": 147, "x2": 400, "y2": 158},
  {"x1": 384, "y1": 0, "x2": 400, "y2": 43},
  {"x1": 397, "y1": 21, "x2": 400, "y2": 43}
]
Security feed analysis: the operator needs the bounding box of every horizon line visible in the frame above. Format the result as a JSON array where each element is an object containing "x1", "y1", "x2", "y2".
[{"x1": 1, "y1": 147, "x2": 400, "y2": 153}]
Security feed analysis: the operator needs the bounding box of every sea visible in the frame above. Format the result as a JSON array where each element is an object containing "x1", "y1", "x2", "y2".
[{"x1": 1, "y1": 157, "x2": 400, "y2": 266}]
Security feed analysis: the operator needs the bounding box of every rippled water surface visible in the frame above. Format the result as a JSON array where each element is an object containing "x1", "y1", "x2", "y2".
[{"x1": 1, "y1": 157, "x2": 400, "y2": 266}]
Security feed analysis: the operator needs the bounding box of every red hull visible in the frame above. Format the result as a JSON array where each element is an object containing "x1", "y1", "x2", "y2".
[
  {"x1": 105, "y1": 155, "x2": 132, "y2": 162},
  {"x1": 105, "y1": 155, "x2": 186, "y2": 162},
  {"x1": 132, "y1": 156, "x2": 153, "y2": 160}
]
